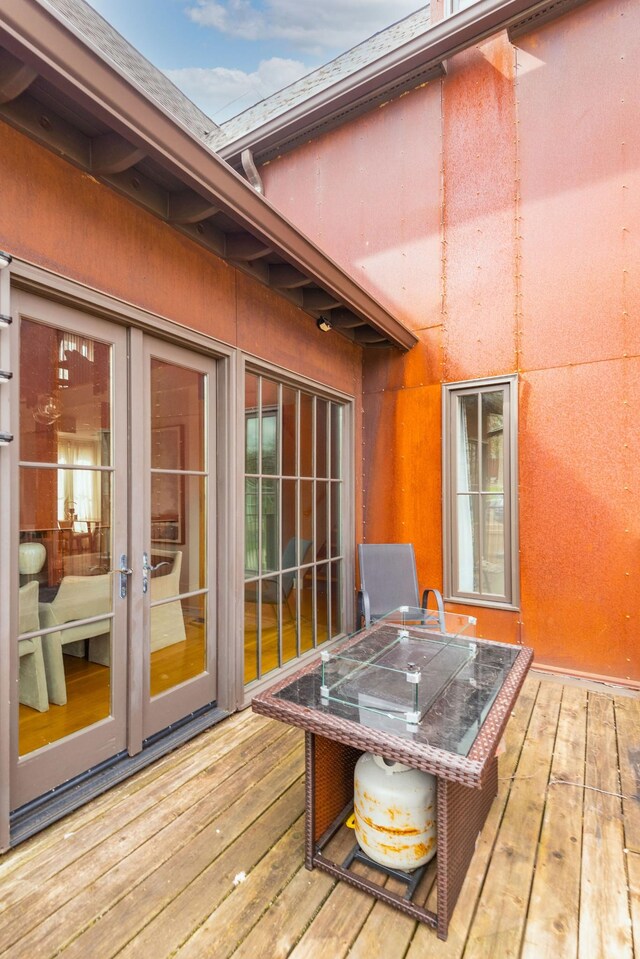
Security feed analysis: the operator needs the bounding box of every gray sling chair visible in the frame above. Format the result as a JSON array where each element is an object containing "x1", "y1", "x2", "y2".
[
  {"x1": 356, "y1": 543, "x2": 445, "y2": 630},
  {"x1": 254, "y1": 537, "x2": 313, "y2": 618}
]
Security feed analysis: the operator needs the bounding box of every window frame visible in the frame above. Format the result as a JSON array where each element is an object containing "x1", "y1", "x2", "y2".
[
  {"x1": 445, "y1": 0, "x2": 480, "y2": 16},
  {"x1": 442, "y1": 374, "x2": 519, "y2": 610}
]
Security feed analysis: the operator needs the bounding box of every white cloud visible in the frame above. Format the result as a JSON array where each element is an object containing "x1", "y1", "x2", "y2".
[
  {"x1": 185, "y1": 0, "x2": 421, "y2": 55},
  {"x1": 165, "y1": 56, "x2": 310, "y2": 120}
]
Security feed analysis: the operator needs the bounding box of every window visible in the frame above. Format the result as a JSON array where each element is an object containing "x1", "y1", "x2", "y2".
[
  {"x1": 443, "y1": 376, "x2": 518, "y2": 608},
  {"x1": 447, "y1": 0, "x2": 479, "y2": 13},
  {"x1": 244, "y1": 372, "x2": 347, "y2": 683}
]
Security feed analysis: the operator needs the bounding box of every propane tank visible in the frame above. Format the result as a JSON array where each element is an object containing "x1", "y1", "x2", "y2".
[{"x1": 354, "y1": 753, "x2": 437, "y2": 871}]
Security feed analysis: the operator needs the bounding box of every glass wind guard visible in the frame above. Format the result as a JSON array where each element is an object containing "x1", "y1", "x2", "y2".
[
  {"x1": 320, "y1": 624, "x2": 474, "y2": 726},
  {"x1": 274, "y1": 606, "x2": 521, "y2": 756}
]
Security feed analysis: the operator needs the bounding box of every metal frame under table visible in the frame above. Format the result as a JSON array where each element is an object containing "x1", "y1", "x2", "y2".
[{"x1": 252, "y1": 623, "x2": 533, "y2": 941}]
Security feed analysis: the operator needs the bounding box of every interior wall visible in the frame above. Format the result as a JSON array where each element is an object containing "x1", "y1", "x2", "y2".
[{"x1": 259, "y1": 0, "x2": 640, "y2": 683}]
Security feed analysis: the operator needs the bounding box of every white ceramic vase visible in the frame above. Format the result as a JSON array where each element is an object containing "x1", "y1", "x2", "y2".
[{"x1": 18, "y1": 541, "x2": 47, "y2": 575}]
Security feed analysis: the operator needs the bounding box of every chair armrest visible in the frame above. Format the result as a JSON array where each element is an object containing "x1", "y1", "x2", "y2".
[
  {"x1": 356, "y1": 589, "x2": 371, "y2": 628},
  {"x1": 38, "y1": 602, "x2": 62, "y2": 629},
  {"x1": 421, "y1": 587, "x2": 445, "y2": 631}
]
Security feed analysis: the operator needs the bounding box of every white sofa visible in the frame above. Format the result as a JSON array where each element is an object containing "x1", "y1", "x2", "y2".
[{"x1": 18, "y1": 581, "x2": 49, "y2": 712}]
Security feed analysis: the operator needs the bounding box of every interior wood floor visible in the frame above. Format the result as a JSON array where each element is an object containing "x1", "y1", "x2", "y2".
[
  {"x1": 244, "y1": 617, "x2": 316, "y2": 684},
  {"x1": 244, "y1": 593, "x2": 332, "y2": 684},
  {"x1": 19, "y1": 624, "x2": 206, "y2": 756},
  {"x1": 3, "y1": 673, "x2": 640, "y2": 959}
]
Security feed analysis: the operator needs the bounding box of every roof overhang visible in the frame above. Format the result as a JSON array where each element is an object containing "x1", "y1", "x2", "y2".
[
  {"x1": 219, "y1": 0, "x2": 591, "y2": 169},
  {"x1": 0, "y1": 1, "x2": 417, "y2": 350}
]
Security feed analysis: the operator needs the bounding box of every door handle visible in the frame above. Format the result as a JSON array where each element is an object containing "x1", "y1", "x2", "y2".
[
  {"x1": 110, "y1": 554, "x2": 133, "y2": 599},
  {"x1": 142, "y1": 552, "x2": 170, "y2": 594}
]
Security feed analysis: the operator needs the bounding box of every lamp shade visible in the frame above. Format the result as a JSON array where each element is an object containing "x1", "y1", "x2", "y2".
[{"x1": 19, "y1": 542, "x2": 46, "y2": 575}]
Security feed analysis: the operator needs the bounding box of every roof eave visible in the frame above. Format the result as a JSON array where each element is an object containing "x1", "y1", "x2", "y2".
[
  {"x1": 218, "y1": 0, "x2": 591, "y2": 168},
  {"x1": 0, "y1": 0, "x2": 417, "y2": 351}
]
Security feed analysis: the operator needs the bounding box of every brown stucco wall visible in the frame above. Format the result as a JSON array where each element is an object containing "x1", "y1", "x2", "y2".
[
  {"x1": 260, "y1": 0, "x2": 640, "y2": 682},
  {"x1": 0, "y1": 121, "x2": 362, "y2": 399},
  {"x1": 0, "y1": 120, "x2": 364, "y2": 545}
]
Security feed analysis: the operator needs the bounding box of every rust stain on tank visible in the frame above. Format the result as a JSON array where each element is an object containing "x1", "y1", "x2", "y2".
[
  {"x1": 354, "y1": 807, "x2": 421, "y2": 837},
  {"x1": 376, "y1": 839, "x2": 435, "y2": 860}
]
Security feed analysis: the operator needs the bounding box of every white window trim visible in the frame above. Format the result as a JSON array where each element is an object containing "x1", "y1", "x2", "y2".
[
  {"x1": 446, "y1": 0, "x2": 480, "y2": 16},
  {"x1": 442, "y1": 374, "x2": 520, "y2": 611}
]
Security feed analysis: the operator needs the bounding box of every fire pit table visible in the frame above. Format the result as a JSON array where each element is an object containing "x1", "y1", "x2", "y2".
[{"x1": 252, "y1": 606, "x2": 533, "y2": 940}]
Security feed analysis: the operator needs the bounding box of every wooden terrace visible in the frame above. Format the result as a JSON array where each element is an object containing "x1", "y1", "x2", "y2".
[{"x1": 1, "y1": 673, "x2": 639, "y2": 958}]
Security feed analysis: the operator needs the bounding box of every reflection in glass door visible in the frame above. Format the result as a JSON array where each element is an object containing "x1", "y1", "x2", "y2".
[
  {"x1": 14, "y1": 295, "x2": 128, "y2": 809},
  {"x1": 244, "y1": 373, "x2": 345, "y2": 684},
  {"x1": 141, "y1": 341, "x2": 216, "y2": 739}
]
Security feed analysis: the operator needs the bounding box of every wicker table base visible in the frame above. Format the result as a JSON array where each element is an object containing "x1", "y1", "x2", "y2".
[
  {"x1": 252, "y1": 612, "x2": 532, "y2": 940},
  {"x1": 305, "y1": 732, "x2": 498, "y2": 940}
]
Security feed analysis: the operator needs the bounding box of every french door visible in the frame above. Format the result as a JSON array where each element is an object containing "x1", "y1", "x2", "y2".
[
  {"x1": 133, "y1": 334, "x2": 216, "y2": 740},
  {"x1": 12, "y1": 293, "x2": 217, "y2": 809}
]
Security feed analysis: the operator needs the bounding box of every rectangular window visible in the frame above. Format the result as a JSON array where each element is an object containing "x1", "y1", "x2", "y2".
[
  {"x1": 244, "y1": 372, "x2": 347, "y2": 684},
  {"x1": 447, "y1": 0, "x2": 479, "y2": 14},
  {"x1": 443, "y1": 376, "x2": 518, "y2": 608}
]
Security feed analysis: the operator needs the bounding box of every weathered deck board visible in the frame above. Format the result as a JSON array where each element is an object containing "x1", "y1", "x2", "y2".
[
  {"x1": 406, "y1": 677, "x2": 540, "y2": 959},
  {"x1": 172, "y1": 815, "x2": 307, "y2": 959},
  {"x1": 521, "y1": 684, "x2": 587, "y2": 959},
  {"x1": 617, "y1": 695, "x2": 640, "y2": 956},
  {"x1": 616, "y1": 695, "x2": 640, "y2": 853},
  {"x1": 579, "y1": 693, "x2": 633, "y2": 959},
  {"x1": 1, "y1": 725, "x2": 302, "y2": 957},
  {"x1": 0, "y1": 675, "x2": 638, "y2": 959},
  {"x1": 462, "y1": 680, "x2": 563, "y2": 959},
  {"x1": 40, "y1": 742, "x2": 304, "y2": 958},
  {"x1": 229, "y1": 863, "x2": 335, "y2": 959},
  {"x1": 0, "y1": 711, "x2": 285, "y2": 917}
]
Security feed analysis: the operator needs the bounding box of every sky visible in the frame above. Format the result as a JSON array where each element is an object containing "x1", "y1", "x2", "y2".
[{"x1": 87, "y1": 0, "x2": 422, "y2": 123}]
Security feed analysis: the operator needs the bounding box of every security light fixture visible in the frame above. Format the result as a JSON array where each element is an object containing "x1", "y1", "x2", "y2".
[
  {"x1": 317, "y1": 315, "x2": 332, "y2": 333},
  {"x1": 0, "y1": 251, "x2": 12, "y2": 270},
  {"x1": 0, "y1": 370, "x2": 13, "y2": 382},
  {"x1": 0, "y1": 314, "x2": 12, "y2": 327},
  {"x1": 0, "y1": 432, "x2": 13, "y2": 445}
]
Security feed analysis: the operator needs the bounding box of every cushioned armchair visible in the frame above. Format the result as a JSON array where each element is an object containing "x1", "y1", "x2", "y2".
[
  {"x1": 148, "y1": 550, "x2": 186, "y2": 651},
  {"x1": 87, "y1": 549, "x2": 186, "y2": 664},
  {"x1": 18, "y1": 581, "x2": 49, "y2": 712},
  {"x1": 39, "y1": 573, "x2": 111, "y2": 705}
]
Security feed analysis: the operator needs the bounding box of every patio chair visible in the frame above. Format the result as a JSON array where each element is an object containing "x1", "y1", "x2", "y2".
[
  {"x1": 356, "y1": 543, "x2": 445, "y2": 629},
  {"x1": 253, "y1": 537, "x2": 313, "y2": 618}
]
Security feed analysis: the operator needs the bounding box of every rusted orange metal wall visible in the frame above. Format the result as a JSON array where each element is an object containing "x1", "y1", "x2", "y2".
[{"x1": 261, "y1": 0, "x2": 640, "y2": 682}]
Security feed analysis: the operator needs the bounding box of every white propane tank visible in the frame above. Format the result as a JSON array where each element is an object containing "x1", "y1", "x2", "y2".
[{"x1": 354, "y1": 753, "x2": 437, "y2": 871}]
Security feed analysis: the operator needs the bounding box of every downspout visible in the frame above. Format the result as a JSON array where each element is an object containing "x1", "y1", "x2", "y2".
[{"x1": 240, "y1": 148, "x2": 264, "y2": 195}]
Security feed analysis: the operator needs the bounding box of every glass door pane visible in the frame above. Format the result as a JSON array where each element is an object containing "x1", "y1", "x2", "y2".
[
  {"x1": 18, "y1": 320, "x2": 115, "y2": 753},
  {"x1": 13, "y1": 294, "x2": 128, "y2": 811},
  {"x1": 243, "y1": 373, "x2": 347, "y2": 684},
  {"x1": 149, "y1": 360, "x2": 206, "y2": 695},
  {"x1": 142, "y1": 341, "x2": 216, "y2": 739}
]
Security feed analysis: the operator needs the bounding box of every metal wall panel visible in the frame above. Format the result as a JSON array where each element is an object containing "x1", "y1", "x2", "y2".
[
  {"x1": 259, "y1": 0, "x2": 640, "y2": 682},
  {"x1": 262, "y1": 82, "x2": 443, "y2": 330},
  {"x1": 441, "y1": 37, "x2": 519, "y2": 381}
]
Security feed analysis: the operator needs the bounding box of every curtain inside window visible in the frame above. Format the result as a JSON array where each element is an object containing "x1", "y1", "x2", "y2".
[
  {"x1": 57, "y1": 439, "x2": 101, "y2": 526},
  {"x1": 456, "y1": 397, "x2": 476, "y2": 592}
]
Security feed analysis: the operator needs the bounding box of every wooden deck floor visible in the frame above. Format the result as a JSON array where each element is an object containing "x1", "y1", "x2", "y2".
[{"x1": 1, "y1": 673, "x2": 639, "y2": 958}]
